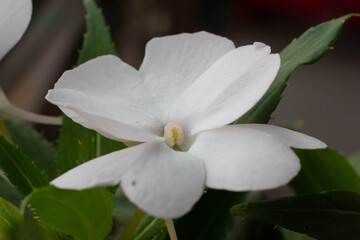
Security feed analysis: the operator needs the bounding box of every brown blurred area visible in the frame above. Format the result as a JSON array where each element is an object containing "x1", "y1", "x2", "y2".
[{"x1": 0, "y1": 0, "x2": 359, "y2": 154}]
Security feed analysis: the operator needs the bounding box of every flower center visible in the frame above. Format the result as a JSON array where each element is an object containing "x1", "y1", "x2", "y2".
[{"x1": 163, "y1": 121, "x2": 184, "y2": 147}]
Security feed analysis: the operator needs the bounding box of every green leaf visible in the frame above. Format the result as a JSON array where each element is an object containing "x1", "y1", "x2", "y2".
[
  {"x1": 175, "y1": 190, "x2": 247, "y2": 240},
  {"x1": 0, "y1": 137, "x2": 49, "y2": 195},
  {"x1": 4, "y1": 118, "x2": 57, "y2": 179},
  {"x1": 0, "y1": 175, "x2": 22, "y2": 206},
  {"x1": 290, "y1": 148, "x2": 360, "y2": 194},
  {"x1": 28, "y1": 186, "x2": 114, "y2": 240},
  {"x1": 230, "y1": 191, "x2": 360, "y2": 240},
  {"x1": 0, "y1": 198, "x2": 24, "y2": 240},
  {"x1": 77, "y1": 0, "x2": 117, "y2": 66},
  {"x1": 236, "y1": 14, "x2": 357, "y2": 124},
  {"x1": 100, "y1": 136, "x2": 126, "y2": 156},
  {"x1": 57, "y1": 116, "x2": 97, "y2": 174},
  {"x1": 23, "y1": 217, "x2": 63, "y2": 240},
  {"x1": 348, "y1": 152, "x2": 360, "y2": 175},
  {"x1": 280, "y1": 228, "x2": 315, "y2": 240}
]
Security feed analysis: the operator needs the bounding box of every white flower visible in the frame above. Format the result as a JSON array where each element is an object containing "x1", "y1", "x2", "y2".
[
  {"x1": 0, "y1": 0, "x2": 32, "y2": 60},
  {"x1": 46, "y1": 32, "x2": 326, "y2": 218}
]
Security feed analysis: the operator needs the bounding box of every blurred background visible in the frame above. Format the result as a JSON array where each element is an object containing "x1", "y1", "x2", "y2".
[{"x1": 0, "y1": 0, "x2": 359, "y2": 155}]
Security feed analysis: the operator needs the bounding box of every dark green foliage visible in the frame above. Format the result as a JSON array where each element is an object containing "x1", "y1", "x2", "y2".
[
  {"x1": 231, "y1": 191, "x2": 360, "y2": 240},
  {"x1": 291, "y1": 148, "x2": 360, "y2": 194},
  {"x1": 4, "y1": 119, "x2": 57, "y2": 179}
]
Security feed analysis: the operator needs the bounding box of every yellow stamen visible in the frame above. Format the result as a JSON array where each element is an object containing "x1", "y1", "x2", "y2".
[
  {"x1": 164, "y1": 121, "x2": 184, "y2": 147},
  {"x1": 172, "y1": 128, "x2": 179, "y2": 143}
]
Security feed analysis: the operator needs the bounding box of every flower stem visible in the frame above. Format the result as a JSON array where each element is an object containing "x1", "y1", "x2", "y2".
[
  {"x1": 165, "y1": 219, "x2": 178, "y2": 240},
  {"x1": 118, "y1": 208, "x2": 144, "y2": 240},
  {"x1": 2, "y1": 103, "x2": 62, "y2": 125},
  {"x1": 0, "y1": 88, "x2": 62, "y2": 125}
]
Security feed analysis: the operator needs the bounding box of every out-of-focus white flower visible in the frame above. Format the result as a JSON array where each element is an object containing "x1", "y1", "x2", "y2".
[
  {"x1": 46, "y1": 32, "x2": 326, "y2": 218},
  {"x1": 0, "y1": 0, "x2": 32, "y2": 60},
  {"x1": 0, "y1": 0, "x2": 61, "y2": 125}
]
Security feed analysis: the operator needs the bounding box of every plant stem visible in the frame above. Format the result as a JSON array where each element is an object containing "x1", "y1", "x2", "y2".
[
  {"x1": 0, "y1": 115, "x2": 13, "y2": 144},
  {"x1": 165, "y1": 219, "x2": 178, "y2": 240},
  {"x1": 2, "y1": 103, "x2": 62, "y2": 125},
  {"x1": 118, "y1": 208, "x2": 145, "y2": 240},
  {"x1": 0, "y1": 88, "x2": 61, "y2": 125}
]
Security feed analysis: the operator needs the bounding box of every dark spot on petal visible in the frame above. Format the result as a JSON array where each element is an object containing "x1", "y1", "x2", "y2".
[{"x1": 131, "y1": 181, "x2": 136, "y2": 186}]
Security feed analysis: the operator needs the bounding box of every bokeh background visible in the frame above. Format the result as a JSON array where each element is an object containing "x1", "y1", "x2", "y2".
[{"x1": 0, "y1": 0, "x2": 359, "y2": 155}]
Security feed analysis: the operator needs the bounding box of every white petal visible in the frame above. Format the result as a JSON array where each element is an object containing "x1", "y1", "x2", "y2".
[
  {"x1": 121, "y1": 142, "x2": 205, "y2": 218},
  {"x1": 0, "y1": 0, "x2": 32, "y2": 60},
  {"x1": 51, "y1": 144, "x2": 152, "y2": 190},
  {"x1": 46, "y1": 55, "x2": 163, "y2": 142},
  {"x1": 139, "y1": 31, "x2": 235, "y2": 124},
  {"x1": 189, "y1": 125, "x2": 301, "y2": 191},
  {"x1": 238, "y1": 124, "x2": 327, "y2": 149},
  {"x1": 47, "y1": 89, "x2": 162, "y2": 142},
  {"x1": 171, "y1": 43, "x2": 280, "y2": 135}
]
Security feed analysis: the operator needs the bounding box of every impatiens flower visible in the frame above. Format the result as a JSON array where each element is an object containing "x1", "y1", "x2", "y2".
[
  {"x1": 46, "y1": 32, "x2": 326, "y2": 218},
  {"x1": 0, "y1": 0, "x2": 32, "y2": 60}
]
